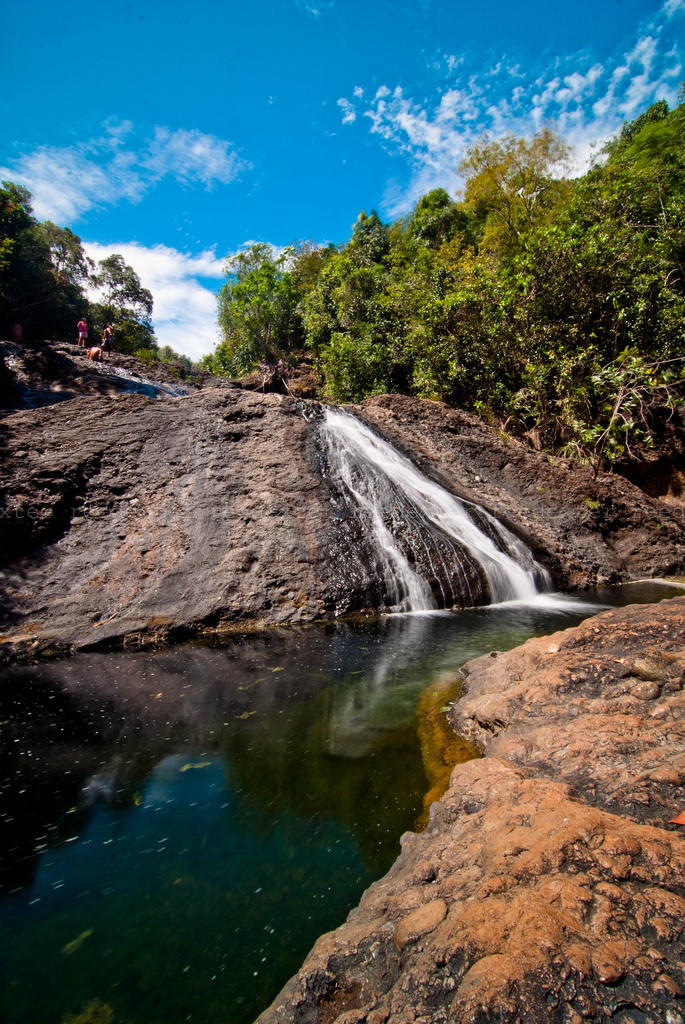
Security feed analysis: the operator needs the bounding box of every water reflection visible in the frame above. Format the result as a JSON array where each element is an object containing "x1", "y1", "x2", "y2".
[{"x1": 0, "y1": 583, "x2": 682, "y2": 1024}]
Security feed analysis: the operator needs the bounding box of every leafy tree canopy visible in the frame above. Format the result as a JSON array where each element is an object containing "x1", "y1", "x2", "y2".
[
  {"x1": 0, "y1": 180, "x2": 89, "y2": 340},
  {"x1": 208, "y1": 243, "x2": 303, "y2": 376},
  {"x1": 90, "y1": 253, "x2": 155, "y2": 353},
  {"x1": 207, "y1": 90, "x2": 685, "y2": 472}
]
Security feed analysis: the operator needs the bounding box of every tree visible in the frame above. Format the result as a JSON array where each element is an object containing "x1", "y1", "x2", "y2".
[
  {"x1": 91, "y1": 254, "x2": 155, "y2": 353},
  {"x1": 0, "y1": 181, "x2": 89, "y2": 340},
  {"x1": 400, "y1": 188, "x2": 470, "y2": 250},
  {"x1": 458, "y1": 129, "x2": 571, "y2": 253},
  {"x1": 0, "y1": 181, "x2": 33, "y2": 274},
  {"x1": 213, "y1": 243, "x2": 302, "y2": 376},
  {"x1": 39, "y1": 221, "x2": 93, "y2": 285},
  {"x1": 347, "y1": 210, "x2": 390, "y2": 267}
]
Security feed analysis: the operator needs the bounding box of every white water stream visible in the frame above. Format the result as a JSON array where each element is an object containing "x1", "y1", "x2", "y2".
[{"x1": 320, "y1": 408, "x2": 551, "y2": 612}]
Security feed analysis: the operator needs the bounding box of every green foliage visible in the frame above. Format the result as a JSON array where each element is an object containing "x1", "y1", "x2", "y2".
[
  {"x1": 208, "y1": 93, "x2": 685, "y2": 472},
  {"x1": 214, "y1": 242, "x2": 302, "y2": 374},
  {"x1": 156, "y1": 343, "x2": 194, "y2": 370},
  {"x1": 458, "y1": 128, "x2": 572, "y2": 254},
  {"x1": 319, "y1": 328, "x2": 390, "y2": 403},
  {"x1": 0, "y1": 181, "x2": 89, "y2": 340},
  {"x1": 0, "y1": 182, "x2": 157, "y2": 350},
  {"x1": 557, "y1": 349, "x2": 681, "y2": 473},
  {"x1": 401, "y1": 188, "x2": 469, "y2": 250},
  {"x1": 90, "y1": 253, "x2": 156, "y2": 353}
]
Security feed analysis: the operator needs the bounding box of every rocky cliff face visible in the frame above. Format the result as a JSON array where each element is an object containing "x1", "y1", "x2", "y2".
[
  {"x1": 256, "y1": 598, "x2": 685, "y2": 1024},
  {"x1": 1, "y1": 339, "x2": 684, "y2": 659}
]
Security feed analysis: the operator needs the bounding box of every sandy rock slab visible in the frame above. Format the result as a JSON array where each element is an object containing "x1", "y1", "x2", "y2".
[
  {"x1": 256, "y1": 600, "x2": 685, "y2": 1024},
  {"x1": 450, "y1": 596, "x2": 685, "y2": 827}
]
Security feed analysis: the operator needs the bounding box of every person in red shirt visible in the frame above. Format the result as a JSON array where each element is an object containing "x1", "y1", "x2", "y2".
[{"x1": 77, "y1": 319, "x2": 88, "y2": 347}]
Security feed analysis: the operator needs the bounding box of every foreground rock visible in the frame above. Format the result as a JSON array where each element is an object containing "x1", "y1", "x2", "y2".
[
  {"x1": 256, "y1": 598, "x2": 685, "y2": 1024},
  {"x1": 1, "y1": 339, "x2": 684, "y2": 659}
]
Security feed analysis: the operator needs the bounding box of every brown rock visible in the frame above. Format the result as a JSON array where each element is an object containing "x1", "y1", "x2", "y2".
[
  {"x1": 630, "y1": 680, "x2": 661, "y2": 700},
  {"x1": 393, "y1": 899, "x2": 447, "y2": 951},
  {"x1": 2, "y1": 342, "x2": 685, "y2": 657},
  {"x1": 590, "y1": 944, "x2": 626, "y2": 984},
  {"x1": 650, "y1": 768, "x2": 683, "y2": 785},
  {"x1": 653, "y1": 973, "x2": 683, "y2": 996},
  {"x1": 256, "y1": 604, "x2": 685, "y2": 1024}
]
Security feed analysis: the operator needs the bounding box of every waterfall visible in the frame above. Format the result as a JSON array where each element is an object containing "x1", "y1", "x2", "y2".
[{"x1": 319, "y1": 407, "x2": 551, "y2": 613}]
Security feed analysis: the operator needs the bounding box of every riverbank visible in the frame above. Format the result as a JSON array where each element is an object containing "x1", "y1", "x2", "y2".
[{"x1": 256, "y1": 597, "x2": 685, "y2": 1024}]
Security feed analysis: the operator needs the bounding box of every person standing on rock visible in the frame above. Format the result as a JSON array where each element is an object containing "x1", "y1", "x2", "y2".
[
  {"x1": 102, "y1": 323, "x2": 113, "y2": 358},
  {"x1": 77, "y1": 318, "x2": 88, "y2": 348}
]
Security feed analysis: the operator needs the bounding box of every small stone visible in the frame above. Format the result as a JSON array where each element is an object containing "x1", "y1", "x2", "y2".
[
  {"x1": 393, "y1": 899, "x2": 447, "y2": 951},
  {"x1": 574, "y1": 994, "x2": 597, "y2": 1019},
  {"x1": 630, "y1": 680, "x2": 661, "y2": 700},
  {"x1": 591, "y1": 946, "x2": 626, "y2": 985},
  {"x1": 650, "y1": 768, "x2": 682, "y2": 785},
  {"x1": 653, "y1": 974, "x2": 683, "y2": 997},
  {"x1": 630, "y1": 655, "x2": 671, "y2": 682}
]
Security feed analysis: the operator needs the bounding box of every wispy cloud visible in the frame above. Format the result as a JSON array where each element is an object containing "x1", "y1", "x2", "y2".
[
  {"x1": 143, "y1": 128, "x2": 243, "y2": 187},
  {"x1": 84, "y1": 241, "x2": 225, "y2": 362},
  {"x1": 337, "y1": 98, "x2": 357, "y2": 125},
  {"x1": 0, "y1": 122, "x2": 247, "y2": 225},
  {"x1": 337, "y1": 0, "x2": 684, "y2": 216},
  {"x1": 291, "y1": 0, "x2": 334, "y2": 17},
  {"x1": 0, "y1": 145, "x2": 146, "y2": 225}
]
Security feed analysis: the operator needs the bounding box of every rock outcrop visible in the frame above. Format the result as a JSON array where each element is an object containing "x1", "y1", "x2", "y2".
[
  {"x1": 358, "y1": 394, "x2": 685, "y2": 590},
  {"x1": 1, "y1": 339, "x2": 684, "y2": 659},
  {"x1": 0, "y1": 383, "x2": 368, "y2": 656},
  {"x1": 256, "y1": 598, "x2": 685, "y2": 1024}
]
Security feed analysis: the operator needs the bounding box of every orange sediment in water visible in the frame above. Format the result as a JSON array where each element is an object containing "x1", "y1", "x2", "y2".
[{"x1": 414, "y1": 673, "x2": 481, "y2": 832}]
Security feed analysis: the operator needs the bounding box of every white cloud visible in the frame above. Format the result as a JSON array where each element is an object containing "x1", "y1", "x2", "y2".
[
  {"x1": 291, "y1": 0, "x2": 334, "y2": 16},
  {"x1": 337, "y1": 98, "x2": 357, "y2": 124},
  {"x1": 143, "y1": 127, "x2": 244, "y2": 187},
  {"x1": 0, "y1": 146, "x2": 146, "y2": 224},
  {"x1": 84, "y1": 241, "x2": 225, "y2": 362},
  {"x1": 338, "y1": 0, "x2": 684, "y2": 216},
  {"x1": 0, "y1": 122, "x2": 246, "y2": 225}
]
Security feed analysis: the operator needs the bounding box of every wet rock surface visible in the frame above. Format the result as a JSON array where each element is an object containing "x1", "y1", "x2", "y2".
[
  {"x1": 0, "y1": 340, "x2": 684, "y2": 659},
  {"x1": 256, "y1": 599, "x2": 685, "y2": 1024},
  {"x1": 357, "y1": 394, "x2": 685, "y2": 589}
]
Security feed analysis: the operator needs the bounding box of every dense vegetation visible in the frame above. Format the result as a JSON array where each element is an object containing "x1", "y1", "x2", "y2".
[
  {"x1": 207, "y1": 93, "x2": 685, "y2": 471},
  {"x1": 0, "y1": 182, "x2": 188, "y2": 365}
]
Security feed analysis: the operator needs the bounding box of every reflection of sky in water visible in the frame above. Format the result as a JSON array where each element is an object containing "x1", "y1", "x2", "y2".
[{"x1": 0, "y1": 582, "x2": 681, "y2": 1024}]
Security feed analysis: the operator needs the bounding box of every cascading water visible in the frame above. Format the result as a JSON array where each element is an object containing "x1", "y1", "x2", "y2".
[{"x1": 319, "y1": 407, "x2": 551, "y2": 613}]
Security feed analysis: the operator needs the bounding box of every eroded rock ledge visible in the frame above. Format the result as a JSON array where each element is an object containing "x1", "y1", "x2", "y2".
[{"x1": 256, "y1": 598, "x2": 685, "y2": 1024}]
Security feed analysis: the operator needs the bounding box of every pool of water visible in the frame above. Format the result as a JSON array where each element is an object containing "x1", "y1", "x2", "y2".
[{"x1": 0, "y1": 584, "x2": 682, "y2": 1024}]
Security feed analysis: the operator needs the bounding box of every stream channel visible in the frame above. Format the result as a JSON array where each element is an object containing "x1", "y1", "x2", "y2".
[{"x1": 1, "y1": 582, "x2": 683, "y2": 1024}]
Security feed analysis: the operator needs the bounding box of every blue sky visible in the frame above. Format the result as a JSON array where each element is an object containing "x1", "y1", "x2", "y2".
[{"x1": 1, "y1": 0, "x2": 683, "y2": 360}]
